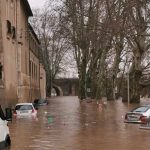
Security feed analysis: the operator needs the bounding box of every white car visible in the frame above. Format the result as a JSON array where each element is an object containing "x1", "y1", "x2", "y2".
[
  {"x1": 0, "y1": 106, "x2": 12, "y2": 149},
  {"x1": 14, "y1": 103, "x2": 37, "y2": 118}
]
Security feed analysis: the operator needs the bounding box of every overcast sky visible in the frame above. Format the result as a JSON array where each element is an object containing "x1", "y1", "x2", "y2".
[
  {"x1": 28, "y1": 0, "x2": 46, "y2": 8},
  {"x1": 28, "y1": 0, "x2": 78, "y2": 77}
]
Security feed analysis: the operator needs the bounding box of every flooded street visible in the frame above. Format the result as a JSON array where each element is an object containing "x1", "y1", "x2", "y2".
[{"x1": 6, "y1": 96, "x2": 150, "y2": 150}]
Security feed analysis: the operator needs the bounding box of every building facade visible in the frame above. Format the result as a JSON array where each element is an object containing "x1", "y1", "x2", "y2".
[{"x1": 0, "y1": 0, "x2": 46, "y2": 107}]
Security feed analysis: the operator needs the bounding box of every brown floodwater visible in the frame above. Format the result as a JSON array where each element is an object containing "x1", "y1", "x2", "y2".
[{"x1": 5, "y1": 96, "x2": 150, "y2": 150}]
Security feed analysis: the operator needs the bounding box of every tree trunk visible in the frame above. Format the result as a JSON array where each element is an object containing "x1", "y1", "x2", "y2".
[
  {"x1": 111, "y1": 36, "x2": 123, "y2": 100},
  {"x1": 90, "y1": 67, "x2": 98, "y2": 99},
  {"x1": 129, "y1": 69, "x2": 142, "y2": 103},
  {"x1": 96, "y1": 50, "x2": 107, "y2": 99},
  {"x1": 78, "y1": 57, "x2": 87, "y2": 100}
]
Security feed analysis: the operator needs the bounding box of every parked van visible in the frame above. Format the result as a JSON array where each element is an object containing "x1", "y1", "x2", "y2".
[{"x1": 0, "y1": 105, "x2": 12, "y2": 149}]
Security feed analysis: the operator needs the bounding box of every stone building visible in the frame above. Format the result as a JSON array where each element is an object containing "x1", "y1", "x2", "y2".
[{"x1": 0, "y1": 0, "x2": 46, "y2": 107}]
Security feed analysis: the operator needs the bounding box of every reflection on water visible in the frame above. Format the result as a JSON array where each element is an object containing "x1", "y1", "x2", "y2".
[{"x1": 5, "y1": 96, "x2": 150, "y2": 150}]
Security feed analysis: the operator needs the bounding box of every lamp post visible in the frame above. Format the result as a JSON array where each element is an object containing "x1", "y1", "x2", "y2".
[
  {"x1": 127, "y1": 70, "x2": 130, "y2": 105},
  {"x1": 50, "y1": 52, "x2": 53, "y2": 97},
  {"x1": 112, "y1": 74, "x2": 115, "y2": 100},
  {"x1": 85, "y1": 72, "x2": 87, "y2": 99},
  {"x1": 127, "y1": 59, "x2": 131, "y2": 105}
]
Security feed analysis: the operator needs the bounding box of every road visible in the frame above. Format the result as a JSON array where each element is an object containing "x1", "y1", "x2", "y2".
[{"x1": 5, "y1": 96, "x2": 150, "y2": 150}]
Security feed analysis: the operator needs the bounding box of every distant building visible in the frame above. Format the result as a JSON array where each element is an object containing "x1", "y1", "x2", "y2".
[{"x1": 0, "y1": 0, "x2": 46, "y2": 107}]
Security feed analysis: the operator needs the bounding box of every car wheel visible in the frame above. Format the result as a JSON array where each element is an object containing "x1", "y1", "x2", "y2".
[{"x1": 5, "y1": 136, "x2": 11, "y2": 147}]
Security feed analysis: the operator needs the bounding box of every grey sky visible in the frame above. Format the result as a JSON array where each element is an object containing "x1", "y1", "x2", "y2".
[{"x1": 28, "y1": 0, "x2": 46, "y2": 8}]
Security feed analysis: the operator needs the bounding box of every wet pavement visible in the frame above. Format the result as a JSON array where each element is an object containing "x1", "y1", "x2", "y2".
[{"x1": 5, "y1": 96, "x2": 150, "y2": 150}]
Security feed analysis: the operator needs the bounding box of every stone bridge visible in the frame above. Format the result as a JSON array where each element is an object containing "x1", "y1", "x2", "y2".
[{"x1": 52, "y1": 78, "x2": 79, "y2": 96}]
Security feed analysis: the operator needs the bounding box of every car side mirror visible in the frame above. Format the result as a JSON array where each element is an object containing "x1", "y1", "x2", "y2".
[{"x1": 5, "y1": 108, "x2": 12, "y2": 121}]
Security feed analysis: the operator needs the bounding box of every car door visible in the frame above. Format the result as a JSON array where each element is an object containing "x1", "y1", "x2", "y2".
[
  {"x1": 0, "y1": 117, "x2": 6, "y2": 142},
  {"x1": 145, "y1": 107, "x2": 150, "y2": 117},
  {"x1": 0, "y1": 105, "x2": 9, "y2": 143}
]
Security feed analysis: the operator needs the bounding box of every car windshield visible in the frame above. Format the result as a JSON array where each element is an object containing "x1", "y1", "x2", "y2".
[
  {"x1": 132, "y1": 106, "x2": 150, "y2": 112},
  {"x1": 15, "y1": 105, "x2": 33, "y2": 110}
]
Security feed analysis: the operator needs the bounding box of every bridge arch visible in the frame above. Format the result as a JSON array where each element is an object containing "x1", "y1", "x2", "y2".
[
  {"x1": 53, "y1": 78, "x2": 79, "y2": 96},
  {"x1": 52, "y1": 84, "x2": 63, "y2": 96}
]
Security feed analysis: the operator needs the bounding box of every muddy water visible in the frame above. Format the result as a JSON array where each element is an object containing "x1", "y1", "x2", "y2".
[{"x1": 5, "y1": 96, "x2": 150, "y2": 150}]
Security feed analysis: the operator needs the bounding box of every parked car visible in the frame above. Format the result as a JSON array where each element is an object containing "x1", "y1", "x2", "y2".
[
  {"x1": 33, "y1": 98, "x2": 49, "y2": 108},
  {"x1": 13, "y1": 103, "x2": 37, "y2": 118},
  {"x1": 0, "y1": 105, "x2": 12, "y2": 149},
  {"x1": 124, "y1": 105, "x2": 150, "y2": 124}
]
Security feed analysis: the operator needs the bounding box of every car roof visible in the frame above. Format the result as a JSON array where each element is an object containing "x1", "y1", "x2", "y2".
[
  {"x1": 131, "y1": 105, "x2": 150, "y2": 112},
  {"x1": 16, "y1": 103, "x2": 33, "y2": 106},
  {"x1": 140, "y1": 105, "x2": 150, "y2": 107}
]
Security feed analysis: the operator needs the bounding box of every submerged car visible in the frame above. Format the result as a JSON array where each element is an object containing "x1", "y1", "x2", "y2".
[
  {"x1": 124, "y1": 105, "x2": 150, "y2": 124},
  {"x1": 33, "y1": 98, "x2": 49, "y2": 107},
  {"x1": 13, "y1": 103, "x2": 37, "y2": 118}
]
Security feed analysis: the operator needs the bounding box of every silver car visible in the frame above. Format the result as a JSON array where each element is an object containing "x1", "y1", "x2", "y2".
[{"x1": 124, "y1": 105, "x2": 150, "y2": 123}]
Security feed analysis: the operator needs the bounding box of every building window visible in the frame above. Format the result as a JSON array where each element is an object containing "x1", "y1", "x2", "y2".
[
  {"x1": 11, "y1": 26, "x2": 16, "y2": 39},
  {"x1": 33, "y1": 62, "x2": 35, "y2": 79},
  {"x1": 35, "y1": 64, "x2": 37, "y2": 80},
  {"x1": 29, "y1": 60, "x2": 31, "y2": 76},
  {"x1": 0, "y1": 64, "x2": 3, "y2": 79},
  {"x1": 31, "y1": 62, "x2": 33, "y2": 78},
  {"x1": 6, "y1": 20, "x2": 11, "y2": 34},
  {"x1": 10, "y1": 0, "x2": 14, "y2": 8}
]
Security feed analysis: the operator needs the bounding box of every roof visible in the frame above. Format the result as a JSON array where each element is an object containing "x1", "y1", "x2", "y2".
[
  {"x1": 22, "y1": 0, "x2": 33, "y2": 17},
  {"x1": 28, "y1": 23, "x2": 40, "y2": 44}
]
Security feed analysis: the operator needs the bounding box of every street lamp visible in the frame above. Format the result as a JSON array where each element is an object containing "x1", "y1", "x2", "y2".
[{"x1": 127, "y1": 69, "x2": 130, "y2": 105}]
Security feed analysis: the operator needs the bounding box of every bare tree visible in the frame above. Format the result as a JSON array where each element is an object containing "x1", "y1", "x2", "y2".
[
  {"x1": 30, "y1": 0, "x2": 150, "y2": 102},
  {"x1": 122, "y1": 0, "x2": 150, "y2": 102},
  {"x1": 30, "y1": 4, "x2": 71, "y2": 95},
  {"x1": 61, "y1": 0, "x2": 127, "y2": 100}
]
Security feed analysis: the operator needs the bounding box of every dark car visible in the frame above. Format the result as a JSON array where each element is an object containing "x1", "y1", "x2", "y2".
[{"x1": 33, "y1": 98, "x2": 49, "y2": 108}]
